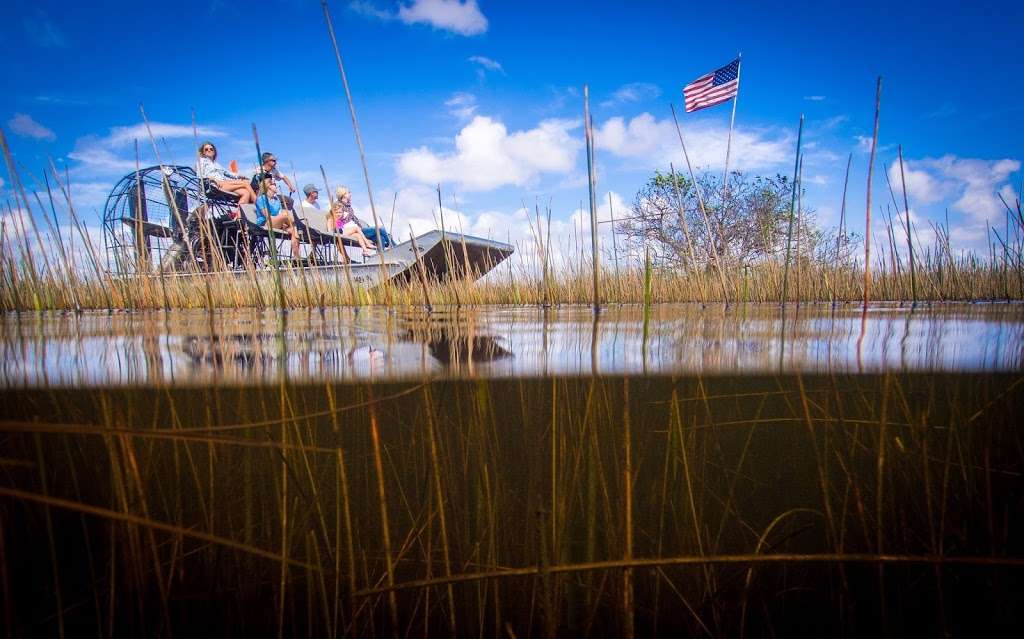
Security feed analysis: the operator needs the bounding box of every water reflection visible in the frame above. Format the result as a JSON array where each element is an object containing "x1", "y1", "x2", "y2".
[{"x1": 1, "y1": 302, "x2": 1022, "y2": 387}]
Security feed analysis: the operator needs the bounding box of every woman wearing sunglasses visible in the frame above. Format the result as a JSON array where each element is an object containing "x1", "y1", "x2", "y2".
[{"x1": 197, "y1": 141, "x2": 256, "y2": 204}]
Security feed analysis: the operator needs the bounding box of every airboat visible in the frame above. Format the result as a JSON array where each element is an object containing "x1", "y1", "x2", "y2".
[{"x1": 101, "y1": 165, "x2": 514, "y2": 287}]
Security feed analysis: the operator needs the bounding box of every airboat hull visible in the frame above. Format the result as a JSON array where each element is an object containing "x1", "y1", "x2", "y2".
[
  {"x1": 279, "y1": 230, "x2": 515, "y2": 287},
  {"x1": 145, "y1": 230, "x2": 514, "y2": 288}
]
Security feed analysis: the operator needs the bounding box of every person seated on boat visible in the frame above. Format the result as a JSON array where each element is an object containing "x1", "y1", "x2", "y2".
[
  {"x1": 254, "y1": 178, "x2": 301, "y2": 258},
  {"x1": 250, "y1": 152, "x2": 295, "y2": 209},
  {"x1": 331, "y1": 186, "x2": 377, "y2": 257},
  {"x1": 197, "y1": 142, "x2": 256, "y2": 204},
  {"x1": 330, "y1": 186, "x2": 393, "y2": 250},
  {"x1": 299, "y1": 184, "x2": 321, "y2": 212}
]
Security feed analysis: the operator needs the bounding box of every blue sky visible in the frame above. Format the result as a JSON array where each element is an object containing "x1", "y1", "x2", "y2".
[{"x1": 2, "y1": 0, "x2": 1022, "y2": 263}]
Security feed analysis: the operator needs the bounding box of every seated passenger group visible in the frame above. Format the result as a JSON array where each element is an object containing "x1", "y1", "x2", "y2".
[{"x1": 196, "y1": 141, "x2": 392, "y2": 259}]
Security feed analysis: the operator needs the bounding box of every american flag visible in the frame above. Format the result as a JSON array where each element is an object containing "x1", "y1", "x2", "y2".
[{"x1": 683, "y1": 58, "x2": 740, "y2": 113}]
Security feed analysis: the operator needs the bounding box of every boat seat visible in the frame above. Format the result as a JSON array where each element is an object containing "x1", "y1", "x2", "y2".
[
  {"x1": 203, "y1": 181, "x2": 240, "y2": 205},
  {"x1": 299, "y1": 206, "x2": 361, "y2": 248},
  {"x1": 239, "y1": 203, "x2": 291, "y2": 238}
]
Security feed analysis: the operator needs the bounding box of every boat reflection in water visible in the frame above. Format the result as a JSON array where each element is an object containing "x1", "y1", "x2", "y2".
[
  {"x1": 173, "y1": 314, "x2": 514, "y2": 380},
  {"x1": 1, "y1": 302, "x2": 1021, "y2": 387}
]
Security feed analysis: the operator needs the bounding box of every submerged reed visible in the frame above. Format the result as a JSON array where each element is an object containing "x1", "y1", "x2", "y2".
[{"x1": 1, "y1": 372, "x2": 1021, "y2": 635}]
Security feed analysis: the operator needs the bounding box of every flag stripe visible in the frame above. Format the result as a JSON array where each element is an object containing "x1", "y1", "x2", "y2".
[
  {"x1": 682, "y1": 58, "x2": 740, "y2": 113},
  {"x1": 685, "y1": 95, "x2": 734, "y2": 112},
  {"x1": 685, "y1": 80, "x2": 738, "y2": 106},
  {"x1": 684, "y1": 79, "x2": 738, "y2": 106}
]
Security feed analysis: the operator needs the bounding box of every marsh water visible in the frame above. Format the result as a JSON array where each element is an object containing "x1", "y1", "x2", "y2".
[
  {"x1": 2, "y1": 302, "x2": 1022, "y2": 386},
  {"x1": 1, "y1": 303, "x2": 1022, "y2": 636}
]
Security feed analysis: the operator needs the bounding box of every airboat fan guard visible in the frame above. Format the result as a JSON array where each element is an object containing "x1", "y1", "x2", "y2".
[{"x1": 101, "y1": 165, "x2": 202, "y2": 275}]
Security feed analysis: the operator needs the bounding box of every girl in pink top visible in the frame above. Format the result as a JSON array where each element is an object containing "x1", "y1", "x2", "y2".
[{"x1": 331, "y1": 187, "x2": 376, "y2": 256}]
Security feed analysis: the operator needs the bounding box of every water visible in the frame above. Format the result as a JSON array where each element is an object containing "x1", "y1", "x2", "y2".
[
  {"x1": 2, "y1": 302, "x2": 1021, "y2": 386},
  {"x1": 1, "y1": 302, "x2": 1022, "y2": 636}
]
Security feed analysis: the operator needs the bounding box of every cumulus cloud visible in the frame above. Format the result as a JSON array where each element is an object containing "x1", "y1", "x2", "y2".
[
  {"x1": 380, "y1": 184, "x2": 630, "y2": 273},
  {"x1": 398, "y1": 0, "x2": 488, "y2": 35},
  {"x1": 594, "y1": 112, "x2": 792, "y2": 172},
  {"x1": 877, "y1": 154, "x2": 1021, "y2": 253},
  {"x1": 899, "y1": 155, "x2": 1020, "y2": 225},
  {"x1": 8, "y1": 113, "x2": 56, "y2": 141},
  {"x1": 397, "y1": 115, "x2": 581, "y2": 191},
  {"x1": 886, "y1": 162, "x2": 946, "y2": 205},
  {"x1": 601, "y1": 82, "x2": 662, "y2": 108}
]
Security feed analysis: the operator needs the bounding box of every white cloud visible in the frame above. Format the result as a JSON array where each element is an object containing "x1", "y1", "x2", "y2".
[
  {"x1": 398, "y1": 0, "x2": 488, "y2": 35},
  {"x1": 397, "y1": 115, "x2": 581, "y2": 191},
  {"x1": 104, "y1": 122, "x2": 224, "y2": 147},
  {"x1": 886, "y1": 162, "x2": 946, "y2": 205},
  {"x1": 601, "y1": 82, "x2": 662, "y2": 108},
  {"x1": 803, "y1": 95, "x2": 826, "y2": 102},
  {"x1": 873, "y1": 154, "x2": 1021, "y2": 253},
  {"x1": 67, "y1": 142, "x2": 137, "y2": 173},
  {"x1": 0, "y1": 206, "x2": 105, "y2": 274},
  {"x1": 445, "y1": 92, "x2": 478, "y2": 119},
  {"x1": 909, "y1": 155, "x2": 1019, "y2": 225},
  {"x1": 594, "y1": 112, "x2": 792, "y2": 173},
  {"x1": 468, "y1": 55, "x2": 504, "y2": 73},
  {"x1": 882, "y1": 208, "x2": 938, "y2": 256},
  {"x1": 68, "y1": 121, "x2": 227, "y2": 176},
  {"x1": 8, "y1": 113, "x2": 56, "y2": 141},
  {"x1": 855, "y1": 134, "x2": 893, "y2": 154},
  {"x1": 392, "y1": 188, "x2": 631, "y2": 273}
]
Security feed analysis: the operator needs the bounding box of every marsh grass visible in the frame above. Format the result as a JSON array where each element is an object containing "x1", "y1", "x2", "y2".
[
  {"x1": 1, "y1": 372, "x2": 1022, "y2": 635},
  {"x1": 0, "y1": 246, "x2": 1021, "y2": 312}
]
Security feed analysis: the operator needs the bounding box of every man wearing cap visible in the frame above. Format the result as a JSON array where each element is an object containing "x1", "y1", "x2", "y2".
[
  {"x1": 300, "y1": 184, "x2": 320, "y2": 211},
  {"x1": 250, "y1": 152, "x2": 295, "y2": 208}
]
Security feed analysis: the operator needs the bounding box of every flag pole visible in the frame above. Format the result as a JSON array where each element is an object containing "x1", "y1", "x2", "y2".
[
  {"x1": 721, "y1": 54, "x2": 741, "y2": 204},
  {"x1": 670, "y1": 103, "x2": 730, "y2": 303}
]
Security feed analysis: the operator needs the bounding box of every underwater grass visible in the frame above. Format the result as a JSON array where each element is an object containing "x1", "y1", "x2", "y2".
[{"x1": 1, "y1": 373, "x2": 1022, "y2": 635}]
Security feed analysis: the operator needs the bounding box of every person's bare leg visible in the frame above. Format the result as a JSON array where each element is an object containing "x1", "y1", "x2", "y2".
[
  {"x1": 349, "y1": 229, "x2": 376, "y2": 253},
  {"x1": 334, "y1": 238, "x2": 351, "y2": 264},
  {"x1": 358, "y1": 230, "x2": 376, "y2": 253},
  {"x1": 218, "y1": 179, "x2": 254, "y2": 204},
  {"x1": 232, "y1": 187, "x2": 253, "y2": 204},
  {"x1": 271, "y1": 214, "x2": 301, "y2": 258}
]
